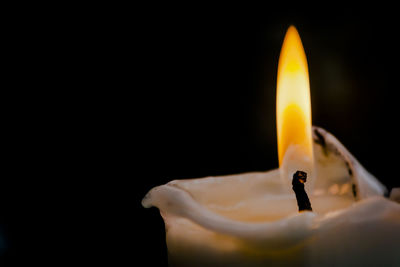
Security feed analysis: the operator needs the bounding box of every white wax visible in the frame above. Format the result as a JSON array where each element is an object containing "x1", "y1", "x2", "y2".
[{"x1": 142, "y1": 127, "x2": 400, "y2": 266}]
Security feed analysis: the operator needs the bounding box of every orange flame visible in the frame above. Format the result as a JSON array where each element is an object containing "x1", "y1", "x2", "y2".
[{"x1": 276, "y1": 26, "x2": 313, "y2": 166}]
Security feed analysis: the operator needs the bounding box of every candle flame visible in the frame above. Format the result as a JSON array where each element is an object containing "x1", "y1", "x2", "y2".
[{"x1": 276, "y1": 26, "x2": 313, "y2": 167}]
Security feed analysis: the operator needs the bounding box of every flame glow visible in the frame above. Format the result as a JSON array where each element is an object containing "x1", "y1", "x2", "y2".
[{"x1": 276, "y1": 26, "x2": 313, "y2": 166}]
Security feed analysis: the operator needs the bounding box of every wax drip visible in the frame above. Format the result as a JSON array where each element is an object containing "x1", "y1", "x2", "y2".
[{"x1": 292, "y1": 171, "x2": 313, "y2": 212}]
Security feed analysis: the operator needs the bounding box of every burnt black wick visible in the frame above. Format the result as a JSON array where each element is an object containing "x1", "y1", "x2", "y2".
[{"x1": 292, "y1": 171, "x2": 313, "y2": 212}]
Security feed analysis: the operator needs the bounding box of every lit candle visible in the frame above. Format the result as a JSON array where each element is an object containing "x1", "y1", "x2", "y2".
[{"x1": 142, "y1": 26, "x2": 400, "y2": 267}]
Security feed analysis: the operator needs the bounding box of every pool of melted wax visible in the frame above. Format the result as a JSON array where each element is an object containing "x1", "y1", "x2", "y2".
[{"x1": 170, "y1": 169, "x2": 355, "y2": 223}]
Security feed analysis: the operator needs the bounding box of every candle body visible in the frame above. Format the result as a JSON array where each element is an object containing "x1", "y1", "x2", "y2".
[
  {"x1": 142, "y1": 127, "x2": 399, "y2": 266},
  {"x1": 164, "y1": 197, "x2": 399, "y2": 267}
]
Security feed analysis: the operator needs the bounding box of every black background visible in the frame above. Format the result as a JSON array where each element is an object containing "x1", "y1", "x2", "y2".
[{"x1": 2, "y1": 3, "x2": 400, "y2": 266}]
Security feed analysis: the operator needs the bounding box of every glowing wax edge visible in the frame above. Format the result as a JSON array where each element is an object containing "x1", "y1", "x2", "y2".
[{"x1": 142, "y1": 126, "x2": 391, "y2": 247}]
